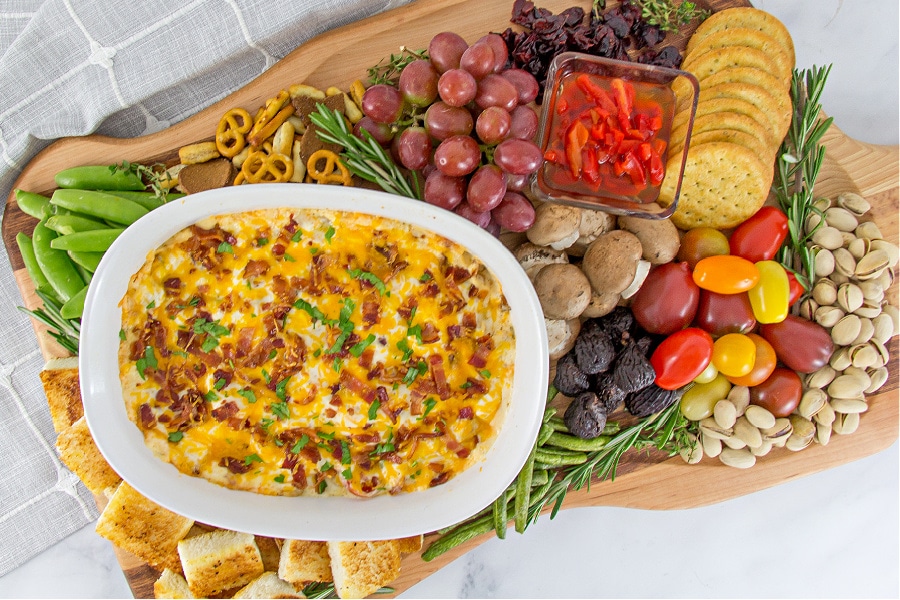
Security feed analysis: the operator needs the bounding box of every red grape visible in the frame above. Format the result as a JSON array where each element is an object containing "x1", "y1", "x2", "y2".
[
  {"x1": 475, "y1": 106, "x2": 511, "y2": 144},
  {"x1": 500, "y1": 68, "x2": 539, "y2": 104},
  {"x1": 424, "y1": 170, "x2": 466, "y2": 210},
  {"x1": 354, "y1": 116, "x2": 394, "y2": 145},
  {"x1": 434, "y1": 135, "x2": 481, "y2": 177},
  {"x1": 507, "y1": 105, "x2": 538, "y2": 140},
  {"x1": 493, "y1": 138, "x2": 542, "y2": 174},
  {"x1": 361, "y1": 84, "x2": 403, "y2": 124},
  {"x1": 466, "y1": 164, "x2": 507, "y2": 212},
  {"x1": 395, "y1": 126, "x2": 432, "y2": 171},
  {"x1": 477, "y1": 33, "x2": 509, "y2": 72},
  {"x1": 491, "y1": 192, "x2": 535, "y2": 232},
  {"x1": 454, "y1": 200, "x2": 493, "y2": 228},
  {"x1": 460, "y1": 41, "x2": 495, "y2": 80},
  {"x1": 399, "y1": 59, "x2": 439, "y2": 107},
  {"x1": 429, "y1": 31, "x2": 469, "y2": 73},
  {"x1": 504, "y1": 171, "x2": 529, "y2": 192},
  {"x1": 437, "y1": 68, "x2": 477, "y2": 107},
  {"x1": 475, "y1": 73, "x2": 518, "y2": 111},
  {"x1": 424, "y1": 101, "x2": 474, "y2": 141}
]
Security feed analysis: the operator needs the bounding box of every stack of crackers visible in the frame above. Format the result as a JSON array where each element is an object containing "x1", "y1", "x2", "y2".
[
  {"x1": 42, "y1": 358, "x2": 418, "y2": 599},
  {"x1": 658, "y1": 7, "x2": 796, "y2": 231}
]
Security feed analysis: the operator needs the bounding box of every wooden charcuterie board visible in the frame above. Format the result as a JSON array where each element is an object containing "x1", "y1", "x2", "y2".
[{"x1": 3, "y1": 0, "x2": 897, "y2": 597}]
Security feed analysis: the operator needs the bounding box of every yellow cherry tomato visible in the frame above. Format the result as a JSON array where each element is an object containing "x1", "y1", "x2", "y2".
[
  {"x1": 711, "y1": 332, "x2": 757, "y2": 378},
  {"x1": 726, "y1": 333, "x2": 778, "y2": 387},
  {"x1": 693, "y1": 360, "x2": 719, "y2": 384},
  {"x1": 680, "y1": 373, "x2": 732, "y2": 421},
  {"x1": 692, "y1": 255, "x2": 760, "y2": 294},
  {"x1": 747, "y1": 260, "x2": 790, "y2": 324}
]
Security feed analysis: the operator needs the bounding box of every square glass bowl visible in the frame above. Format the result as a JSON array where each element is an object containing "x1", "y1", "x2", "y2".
[{"x1": 530, "y1": 52, "x2": 699, "y2": 219}]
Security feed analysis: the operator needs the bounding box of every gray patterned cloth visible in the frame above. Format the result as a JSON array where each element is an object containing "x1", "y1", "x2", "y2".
[{"x1": 0, "y1": 0, "x2": 413, "y2": 575}]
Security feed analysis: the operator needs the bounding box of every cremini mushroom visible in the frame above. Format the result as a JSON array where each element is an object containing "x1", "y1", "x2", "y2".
[
  {"x1": 533, "y1": 263, "x2": 592, "y2": 320},
  {"x1": 545, "y1": 317, "x2": 581, "y2": 360},
  {"x1": 566, "y1": 208, "x2": 617, "y2": 257},
  {"x1": 581, "y1": 230, "x2": 643, "y2": 296},
  {"x1": 513, "y1": 242, "x2": 569, "y2": 281},
  {"x1": 526, "y1": 202, "x2": 581, "y2": 250},
  {"x1": 617, "y1": 204, "x2": 681, "y2": 264}
]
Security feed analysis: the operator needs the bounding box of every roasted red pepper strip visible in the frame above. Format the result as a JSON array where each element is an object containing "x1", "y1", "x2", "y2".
[
  {"x1": 565, "y1": 120, "x2": 590, "y2": 177},
  {"x1": 577, "y1": 74, "x2": 618, "y2": 115},
  {"x1": 582, "y1": 145, "x2": 600, "y2": 183}
]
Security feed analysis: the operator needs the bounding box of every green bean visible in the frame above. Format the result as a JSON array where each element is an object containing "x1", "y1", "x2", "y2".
[
  {"x1": 45, "y1": 214, "x2": 110, "y2": 236},
  {"x1": 421, "y1": 513, "x2": 494, "y2": 561},
  {"x1": 15, "y1": 233, "x2": 58, "y2": 302},
  {"x1": 548, "y1": 416, "x2": 569, "y2": 432},
  {"x1": 104, "y1": 190, "x2": 183, "y2": 210},
  {"x1": 68, "y1": 251, "x2": 104, "y2": 273},
  {"x1": 14, "y1": 190, "x2": 52, "y2": 219},
  {"x1": 514, "y1": 442, "x2": 537, "y2": 534},
  {"x1": 530, "y1": 469, "x2": 549, "y2": 487},
  {"x1": 534, "y1": 447, "x2": 588, "y2": 467},
  {"x1": 536, "y1": 422, "x2": 555, "y2": 446},
  {"x1": 548, "y1": 416, "x2": 620, "y2": 436},
  {"x1": 544, "y1": 432, "x2": 611, "y2": 452},
  {"x1": 50, "y1": 189, "x2": 148, "y2": 225},
  {"x1": 528, "y1": 476, "x2": 554, "y2": 509},
  {"x1": 60, "y1": 285, "x2": 88, "y2": 320},
  {"x1": 50, "y1": 228, "x2": 124, "y2": 253},
  {"x1": 492, "y1": 488, "x2": 508, "y2": 540},
  {"x1": 31, "y1": 220, "x2": 85, "y2": 303},
  {"x1": 54, "y1": 165, "x2": 145, "y2": 191}
]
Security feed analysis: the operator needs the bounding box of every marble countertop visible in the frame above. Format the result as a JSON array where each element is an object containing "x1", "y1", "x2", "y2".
[{"x1": 1, "y1": 0, "x2": 897, "y2": 597}]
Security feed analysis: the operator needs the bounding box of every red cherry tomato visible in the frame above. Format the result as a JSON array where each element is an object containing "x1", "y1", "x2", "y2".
[
  {"x1": 759, "y1": 314, "x2": 834, "y2": 374},
  {"x1": 692, "y1": 255, "x2": 760, "y2": 294},
  {"x1": 786, "y1": 271, "x2": 804, "y2": 306},
  {"x1": 693, "y1": 290, "x2": 757, "y2": 336},
  {"x1": 630, "y1": 262, "x2": 700, "y2": 335},
  {"x1": 750, "y1": 367, "x2": 803, "y2": 417},
  {"x1": 729, "y1": 206, "x2": 789, "y2": 262},
  {"x1": 677, "y1": 227, "x2": 730, "y2": 269},
  {"x1": 650, "y1": 328, "x2": 714, "y2": 390},
  {"x1": 727, "y1": 333, "x2": 778, "y2": 387}
]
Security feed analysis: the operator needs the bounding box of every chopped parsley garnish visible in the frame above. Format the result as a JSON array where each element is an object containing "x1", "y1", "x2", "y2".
[
  {"x1": 340, "y1": 440, "x2": 351, "y2": 465},
  {"x1": 167, "y1": 431, "x2": 183, "y2": 443},
  {"x1": 259, "y1": 417, "x2": 275, "y2": 431},
  {"x1": 135, "y1": 345, "x2": 158, "y2": 379},
  {"x1": 282, "y1": 253, "x2": 295, "y2": 262},
  {"x1": 407, "y1": 324, "x2": 422, "y2": 343},
  {"x1": 244, "y1": 453, "x2": 263, "y2": 466},
  {"x1": 342, "y1": 468, "x2": 353, "y2": 479},
  {"x1": 293, "y1": 298, "x2": 331, "y2": 325},
  {"x1": 291, "y1": 230, "x2": 303, "y2": 242},
  {"x1": 332, "y1": 357, "x2": 343, "y2": 372},
  {"x1": 193, "y1": 317, "x2": 229, "y2": 352},
  {"x1": 419, "y1": 272, "x2": 432, "y2": 282},
  {"x1": 349, "y1": 334, "x2": 376, "y2": 357},
  {"x1": 146, "y1": 300, "x2": 156, "y2": 309},
  {"x1": 317, "y1": 481, "x2": 327, "y2": 494},
  {"x1": 396, "y1": 339, "x2": 413, "y2": 362},
  {"x1": 367, "y1": 399, "x2": 381, "y2": 421},
  {"x1": 204, "y1": 390, "x2": 218, "y2": 402},
  {"x1": 119, "y1": 328, "x2": 126, "y2": 341},
  {"x1": 237, "y1": 388, "x2": 257, "y2": 404},
  {"x1": 256, "y1": 236, "x2": 269, "y2": 246},
  {"x1": 275, "y1": 378, "x2": 290, "y2": 400},
  {"x1": 270, "y1": 401, "x2": 290, "y2": 420},
  {"x1": 320, "y1": 461, "x2": 333, "y2": 472},
  {"x1": 274, "y1": 474, "x2": 286, "y2": 483},
  {"x1": 262, "y1": 369, "x2": 271, "y2": 384},
  {"x1": 291, "y1": 434, "x2": 310, "y2": 453},
  {"x1": 402, "y1": 360, "x2": 428, "y2": 385},
  {"x1": 423, "y1": 397, "x2": 437, "y2": 417},
  {"x1": 480, "y1": 369, "x2": 492, "y2": 379},
  {"x1": 217, "y1": 241, "x2": 234, "y2": 254},
  {"x1": 324, "y1": 226, "x2": 336, "y2": 243},
  {"x1": 348, "y1": 268, "x2": 388, "y2": 296},
  {"x1": 214, "y1": 378, "x2": 227, "y2": 390},
  {"x1": 318, "y1": 431, "x2": 335, "y2": 440}
]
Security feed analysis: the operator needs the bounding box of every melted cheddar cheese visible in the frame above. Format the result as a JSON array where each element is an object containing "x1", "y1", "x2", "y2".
[{"x1": 118, "y1": 208, "x2": 514, "y2": 497}]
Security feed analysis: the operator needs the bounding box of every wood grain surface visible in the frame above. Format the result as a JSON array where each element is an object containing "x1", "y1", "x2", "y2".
[{"x1": 3, "y1": 0, "x2": 898, "y2": 598}]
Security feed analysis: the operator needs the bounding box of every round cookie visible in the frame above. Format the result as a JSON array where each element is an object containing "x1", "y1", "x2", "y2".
[
  {"x1": 682, "y1": 27, "x2": 794, "y2": 84},
  {"x1": 682, "y1": 46, "x2": 782, "y2": 87},
  {"x1": 686, "y1": 7, "x2": 796, "y2": 68},
  {"x1": 658, "y1": 141, "x2": 773, "y2": 231}
]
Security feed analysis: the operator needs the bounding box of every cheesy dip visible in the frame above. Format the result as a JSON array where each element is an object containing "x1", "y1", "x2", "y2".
[{"x1": 118, "y1": 208, "x2": 514, "y2": 497}]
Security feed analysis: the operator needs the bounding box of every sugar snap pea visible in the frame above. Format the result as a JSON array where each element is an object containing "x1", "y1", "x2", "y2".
[
  {"x1": 16, "y1": 232, "x2": 58, "y2": 302},
  {"x1": 45, "y1": 214, "x2": 110, "y2": 236},
  {"x1": 60, "y1": 284, "x2": 88, "y2": 320},
  {"x1": 68, "y1": 251, "x2": 104, "y2": 273},
  {"x1": 31, "y1": 220, "x2": 85, "y2": 303},
  {"x1": 14, "y1": 190, "x2": 52, "y2": 219},
  {"x1": 104, "y1": 190, "x2": 183, "y2": 210},
  {"x1": 50, "y1": 228, "x2": 124, "y2": 253},
  {"x1": 50, "y1": 189, "x2": 148, "y2": 226},
  {"x1": 55, "y1": 165, "x2": 145, "y2": 191}
]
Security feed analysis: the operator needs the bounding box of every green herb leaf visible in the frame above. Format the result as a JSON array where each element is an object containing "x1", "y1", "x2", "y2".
[{"x1": 167, "y1": 431, "x2": 183, "y2": 443}]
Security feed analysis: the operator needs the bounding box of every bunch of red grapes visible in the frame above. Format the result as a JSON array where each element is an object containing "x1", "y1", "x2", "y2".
[{"x1": 357, "y1": 31, "x2": 543, "y2": 234}]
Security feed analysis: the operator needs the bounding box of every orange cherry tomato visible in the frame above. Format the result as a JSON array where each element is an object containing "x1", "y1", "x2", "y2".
[
  {"x1": 711, "y1": 332, "x2": 756, "y2": 378},
  {"x1": 692, "y1": 255, "x2": 760, "y2": 294},
  {"x1": 726, "y1": 333, "x2": 777, "y2": 387}
]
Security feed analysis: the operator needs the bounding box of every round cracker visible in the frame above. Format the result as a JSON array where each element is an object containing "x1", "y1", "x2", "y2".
[
  {"x1": 672, "y1": 96, "x2": 772, "y2": 142},
  {"x1": 699, "y1": 81, "x2": 791, "y2": 144},
  {"x1": 669, "y1": 129, "x2": 776, "y2": 169},
  {"x1": 682, "y1": 46, "x2": 782, "y2": 87},
  {"x1": 686, "y1": 7, "x2": 795, "y2": 67},
  {"x1": 683, "y1": 27, "x2": 793, "y2": 84},
  {"x1": 658, "y1": 142, "x2": 772, "y2": 231},
  {"x1": 670, "y1": 111, "x2": 774, "y2": 160}
]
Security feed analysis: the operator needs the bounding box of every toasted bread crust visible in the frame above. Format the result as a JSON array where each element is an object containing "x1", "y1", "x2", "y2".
[
  {"x1": 39, "y1": 357, "x2": 83, "y2": 433},
  {"x1": 178, "y1": 529, "x2": 265, "y2": 598},
  {"x1": 55, "y1": 416, "x2": 121, "y2": 495},
  {"x1": 279, "y1": 539, "x2": 333, "y2": 584},
  {"x1": 327, "y1": 540, "x2": 401, "y2": 599}
]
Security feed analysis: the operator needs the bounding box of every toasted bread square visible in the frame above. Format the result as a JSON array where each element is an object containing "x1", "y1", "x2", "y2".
[
  {"x1": 327, "y1": 540, "x2": 401, "y2": 599},
  {"x1": 55, "y1": 416, "x2": 121, "y2": 495},
  {"x1": 255, "y1": 535, "x2": 283, "y2": 573},
  {"x1": 178, "y1": 529, "x2": 264, "y2": 598},
  {"x1": 153, "y1": 568, "x2": 194, "y2": 599},
  {"x1": 397, "y1": 534, "x2": 423, "y2": 555},
  {"x1": 39, "y1": 356, "x2": 83, "y2": 433},
  {"x1": 278, "y1": 539, "x2": 332, "y2": 584},
  {"x1": 95, "y1": 481, "x2": 194, "y2": 573},
  {"x1": 232, "y1": 572, "x2": 304, "y2": 599}
]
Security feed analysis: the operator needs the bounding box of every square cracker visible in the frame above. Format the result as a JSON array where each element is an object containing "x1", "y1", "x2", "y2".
[{"x1": 96, "y1": 481, "x2": 194, "y2": 573}]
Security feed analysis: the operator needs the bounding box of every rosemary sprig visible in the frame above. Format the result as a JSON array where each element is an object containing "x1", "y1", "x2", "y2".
[
  {"x1": 301, "y1": 582, "x2": 394, "y2": 599},
  {"x1": 774, "y1": 65, "x2": 834, "y2": 291},
  {"x1": 18, "y1": 289, "x2": 81, "y2": 354},
  {"x1": 367, "y1": 46, "x2": 429, "y2": 86},
  {"x1": 309, "y1": 104, "x2": 422, "y2": 200}
]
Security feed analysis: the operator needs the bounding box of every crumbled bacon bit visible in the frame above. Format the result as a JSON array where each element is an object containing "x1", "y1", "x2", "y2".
[{"x1": 220, "y1": 457, "x2": 251, "y2": 474}]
